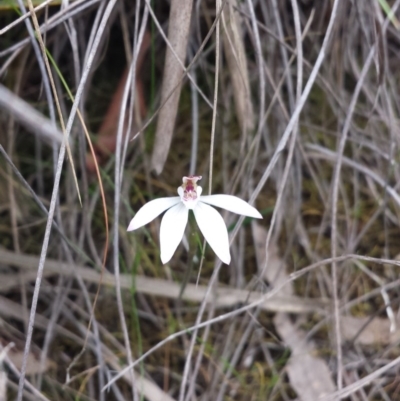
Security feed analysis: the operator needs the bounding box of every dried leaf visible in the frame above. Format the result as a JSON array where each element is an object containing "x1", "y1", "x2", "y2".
[
  {"x1": 222, "y1": 0, "x2": 254, "y2": 133},
  {"x1": 7, "y1": 350, "x2": 51, "y2": 376},
  {"x1": 151, "y1": 0, "x2": 193, "y2": 174},
  {"x1": 341, "y1": 316, "x2": 400, "y2": 345},
  {"x1": 252, "y1": 223, "x2": 336, "y2": 400},
  {"x1": 275, "y1": 314, "x2": 336, "y2": 400}
]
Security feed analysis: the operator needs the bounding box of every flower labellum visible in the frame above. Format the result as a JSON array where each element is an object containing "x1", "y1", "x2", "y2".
[{"x1": 127, "y1": 176, "x2": 262, "y2": 264}]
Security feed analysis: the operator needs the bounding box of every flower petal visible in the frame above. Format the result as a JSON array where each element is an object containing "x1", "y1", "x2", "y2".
[
  {"x1": 160, "y1": 202, "x2": 188, "y2": 264},
  {"x1": 127, "y1": 197, "x2": 181, "y2": 231},
  {"x1": 193, "y1": 202, "x2": 231, "y2": 264},
  {"x1": 200, "y1": 195, "x2": 262, "y2": 219}
]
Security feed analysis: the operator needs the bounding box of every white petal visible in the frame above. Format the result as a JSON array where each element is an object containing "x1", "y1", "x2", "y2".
[
  {"x1": 127, "y1": 197, "x2": 180, "y2": 231},
  {"x1": 200, "y1": 195, "x2": 262, "y2": 219},
  {"x1": 160, "y1": 202, "x2": 188, "y2": 264},
  {"x1": 193, "y1": 202, "x2": 231, "y2": 264}
]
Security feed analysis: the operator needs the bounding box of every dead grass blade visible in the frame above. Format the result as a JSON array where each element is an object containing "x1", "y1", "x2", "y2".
[{"x1": 26, "y1": 0, "x2": 81, "y2": 205}]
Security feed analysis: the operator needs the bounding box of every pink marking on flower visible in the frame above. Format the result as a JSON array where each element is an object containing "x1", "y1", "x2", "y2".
[{"x1": 181, "y1": 175, "x2": 202, "y2": 202}]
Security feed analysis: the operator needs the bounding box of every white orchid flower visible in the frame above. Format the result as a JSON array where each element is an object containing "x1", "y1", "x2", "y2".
[{"x1": 127, "y1": 175, "x2": 262, "y2": 264}]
